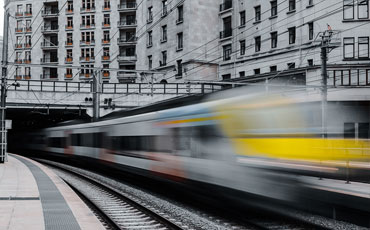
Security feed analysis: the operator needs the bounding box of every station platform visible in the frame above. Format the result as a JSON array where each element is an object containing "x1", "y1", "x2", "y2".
[{"x1": 0, "y1": 154, "x2": 104, "y2": 230}]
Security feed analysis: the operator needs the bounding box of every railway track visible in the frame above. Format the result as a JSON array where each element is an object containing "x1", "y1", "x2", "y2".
[{"x1": 36, "y1": 158, "x2": 363, "y2": 230}]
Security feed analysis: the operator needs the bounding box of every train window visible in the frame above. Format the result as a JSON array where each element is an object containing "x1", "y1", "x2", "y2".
[
  {"x1": 47, "y1": 137, "x2": 66, "y2": 148},
  {"x1": 71, "y1": 134, "x2": 81, "y2": 146},
  {"x1": 110, "y1": 135, "x2": 156, "y2": 152},
  {"x1": 344, "y1": 123, "x2": 355, "y2": 139},
  {"x1": 359, "y1": 123, "x2": 369, "y2": 139}
]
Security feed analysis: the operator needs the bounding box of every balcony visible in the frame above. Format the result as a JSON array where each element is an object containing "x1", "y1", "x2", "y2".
[
  {"x1": 117, "y1": 2, "x2": 137, "y2": 11},
  {"x1": 24, "y1": 11, "x2": 32, "y2": 17},
  {"x1": 117, "y1": 71, "x2": 136, "y2": 81},
  {"x1": 220, "y1": 29, "x2": 232, "y2": 39},
  {"x1": 80, "y1": 23, "x2": 96, "y2": 29},
  {"x1": 25, "y1": 27, "x2": 32, "y2": 33},
  {"x1": 117, "y1": 20, "x2": 137, "y2": 28},
  {"x1": 80, "y1": 40, "x2": 95, "y2": 46},
  {"x1": 220, "y1": 1, "x2": 232, "y2": 12},
  {"x1": 65, "y1": 57, "x2": 73, "y2": 63},
  {"x1": 15, "y1": 59, "x2": 23, "y2": 64},
  {"x1": 117, "y1": 37, "x2": 137, "y2": 46},
  {"x1": 41, "y1": 41, "x2": 59, "y2": 49},
  {"x1": 102, "y1": 39, "x2": 111, "y2": 45},
  {"x1": 24, "y1": 42, "x2": 32, "y2": 49},
  {"x1": 23, "y1": 58, "x2": 32, "y2": 64},
  {"x1": 24, "y1": 75, "x2": 31, "y2": 80},
  {"x1": 79, "y1": 73, "x2": 92, "y2": 79},
  {"x1": 79, "y1": 56, "x2": 95, "y2": 62},
  {"x1": 65, "y1": 41, "x2": 73, "y2": 47},
  {"x1": 15, "y1": 27, "x2": 23, "y2": 33},
  {"x1": 102, "y1": 55, "x2": 110, "y2": 61},
  {"x1": 40, "y1": 57, "x2": 59, "y2": 64},
  {"x1": 103, "y1": 71, "x2": 110, "y2": 78},
  {"x1": 80, "y1": 7, "x2": 96, "y2": 13},
  {"x1": 117, "y1": 55, "x2": 137, "y2": 62},
  {"x1": 41, "y1": 73, "x2": 58, "y2": 79},
  {"x1": 15, "y1": 75, "x2": 23, "y2": 80},
  {"x1": 65, "y1": 25, "x2": 73, "y2": 30},
  {"x1": 41, "y1": 25, "x2": 59, "y2": 33},
  {"x1": 15, "y1": 12, "x2": 23, "y2": 17},
  {"x1": 42, "y1": 9, "x2": 59, "y2": 17}
]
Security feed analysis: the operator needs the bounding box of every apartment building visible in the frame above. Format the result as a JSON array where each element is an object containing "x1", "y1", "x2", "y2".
[
  {"x1": 135, "y1": 0, "x2": 220, "y2": 83},
  {"x1": 218, "y1": 0, "x2": 370, "y2": 88},
  {"x1": 5, "y1": 0, "x2": 138, "y2": 83}
]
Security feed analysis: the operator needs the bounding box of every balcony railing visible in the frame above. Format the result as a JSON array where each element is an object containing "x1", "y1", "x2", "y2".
[
  {"x1": 117, "y1": 55, "x2": 137, "y2": 62},
  {"x1": 220, "y1": 29, "x2": 232, "y2": 39},
  {"x1": 102, "y1": 55, "x2": 110, "y2": 61},
  {"x1": 41, "y1": 73, "x2": 58, "y2": 79},
  {"x1": 65, "y1": 74, "x2": 73, "y2": 79},
  {"x1": 25, "y1": 27, "x2": 32, "y2": 32},
  {"x1": 220, "y1": 1, "x2": 232, "y2": 12},
  {"x1": 65, "y1": 57, "x2": 73, "y2": 63},
  {"x1": 15, "y1": 12, "x2": 23, "y2": 17},
  {"x1": 65, "y1": 25, "x2": 73, "y2": 30},
  {"x1": 15, "y1": 27, "x2": 23, "y2": 33},
  {"x1": 24, "y1": 42, "x2": 32, "y2": 48},
  {"x1": 80, "y1": 7, "x2": 96, "y2": 13},
  {"x1": 80, "y1": 23, "x2": 96, "y2": 29},
  {"x1": 41, "y1": 25, "x2": 59, "y2": 33},
  {"x1": 40, "y1": 57, "x2": 59, "y2": 63},
  {"x1": 23, "y1": 58, "x2": 32, "y2": 64},
  {"x1": 66, "y1": 8, "x2": 74, "y2": 14},
  {"x1": 117, "y1": 20, "x2": 137, "y2": 27},
  {"x1": 42, "y1": 9, "x2": 59, "y2": 17},
  {"x1": 24, "y1": 75, "x2": 31, "y2": 80},
  {"x1": 79, "y1": 56, "x2": 95, "y2": 62},
  {"x1": 15, "y1": 59, "x2": 23, "y2": 64},
  {"x1": 117, "y1": 2, "x2": 137, "y2": 10},
  {"x1": 79, "y1": 73, "x2": 92, "y2": 78},
  {"x1": 15, "y1": 75, "x2": 23, "y2": 80},
  {"x1": 65, "y1": 41, "x2": 73, "y2": 46},
  {"x1": 102, "y1": 39, "x2": 111, "y2": 44},
  {"x1": 117, "y1": 37, "x2": 137, "y2": 45},
  {"x1": 80, "y1": 40, "x2": 95, "y2": 46},
  {"x1": 103, "y1": 72, "x2": 110, "y2": 78},
  {"x1": 24, "y1": 11, "x2": 32, "y2": 17},
  {"x1": 41, "y1": 41, "x2": 59, "y2": 48},
  {"x1": 102, "y1": 22, "x2": 111, "y2": 27},
  {"x1": 102, "y1": 5, "x2": 111, "y2": 11}
]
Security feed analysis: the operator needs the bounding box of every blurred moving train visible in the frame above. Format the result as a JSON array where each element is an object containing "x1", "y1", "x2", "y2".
[{"x1": 21, "y1": 87, "x2": 370, "y2": 204}]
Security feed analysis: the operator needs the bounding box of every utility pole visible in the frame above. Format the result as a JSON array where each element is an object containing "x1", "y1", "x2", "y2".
[
  {"x1": 92, "y1": 70, "x2": 100, "y2": 122},
  {"x1": 320, "y1": 27, "x2": 337, "y2": 139},
  {"x1": 1, "y1": 11, "x2": 9, "y2": 163}
]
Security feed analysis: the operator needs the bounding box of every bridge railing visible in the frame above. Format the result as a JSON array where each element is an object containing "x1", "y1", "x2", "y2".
[{"x1": 7, "y1": 80, "x2": 224, "y2": 95}]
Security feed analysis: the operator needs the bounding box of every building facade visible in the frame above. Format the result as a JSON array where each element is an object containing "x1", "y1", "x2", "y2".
[
  {"x1": 218, "y1": 0, "x2": 370, "y2": 89},
  {"x1": 135, "y1": 0, "x2": 220, "y2": 84},
  {"x1": 5, "y1": 0, "x2": 138, "y2": 83}
]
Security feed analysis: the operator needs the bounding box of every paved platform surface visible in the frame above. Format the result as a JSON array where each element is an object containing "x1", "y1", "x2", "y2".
[{"x1": 0, "y1": 154, "x2": 105, "y2": 230}]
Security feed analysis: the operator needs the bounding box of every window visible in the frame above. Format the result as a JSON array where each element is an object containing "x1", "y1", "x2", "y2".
[
  {"x1": 67, "y1": 17, "x2": 73, "y2": 28},
  {"x1": 148, "y1": 55, "x2": 152, "y2": 69},
  {"x1": 147, "y1": 31, "x2": 153, "y2": 47},
  {"x1": 67, "y1": 33, "x2": 73, "y2": 44},
  {"x1": 358, "y1": 37, "x2": 369, "y2": 58},
  {"x1": 307, "y1": 59, "x2": 314, "y2": 66},
  {"x1": 148, "y1": 7, "x2": 153, "y2": 22},
  {"x1": 161, "y1": 51, "x2": 167, "y2": 66},
  {"x1": 240, "y1": 10, "x2": 246, "y2": 26},
  {"x1": 26, "y1": 20, "x2": 31, "y2": 30},
  {"x1": 25, "y1": 35, "x2": 31, "y2": 46},
  {"x1": 288, "y1": 27, "x2": 296, "y2": 44},
  {"x1": 358, "y1": 0, "x2": 369, "y2": 19},
  {"x1": 289, "y1": 0, "x2": 296, "y2": 11},
  {"x1": 308, "y1": 0, "x2": 314, "y2": 6},
  {"x1": 177, "y1": 60, "x2": 183, "y2": 77},
  {"x1": 103, "y1": 47, "x2": 110, "y2": 57},
  {"x1": 240, "y1": 40, "x2": 246, "y2": 55},
  {"x1": 239, "y1": 71, "x2": 245, "y2": 78},
  {"x1": 270, "y1": 65, "x2": 277, "y2": 72},
  {"x1": 344, "y1": 37, "x2": 355, "y2": 59},
  {"x1": 177, "y1": 5, "x2": 184, "y2": 23},
  {"x1": 16, "y1": 52, "x2": 21, "y2": 62},
  {"x1": 17, "y1": 5, "x2": 22, "y2": 14},
  {"x1": 162, "y1": 0, "x2": 168, "y2": 16},
  {"x1": 222, "y1": 74, "x2": 231, "y2": 80},
  {"x1": 16, "y1": 20, "x2": 22, "y2": 30},
  {"x1": 103, "y1": 31, "x2": 110, "y2": 42},
  {"x1": 254, "y1": 69, "x2": 260, "y2": 75},
  {"x1": 271, "y1": 0, "x2": 277, "y2": 17},
  {"x1": 17, "y1": 36, "x2": 22, "y2": 46},
  {"x1": 67, "y1": 1, "x2": 73, "y2": 11},
  {"x1": 288, "y1": 62, "x2": 296, "y2": 69},
  {"x1": 26, "y1": 4, "x2": 32, "y2": 14},
  {"x1": 66, "y1": 49, "x2": 73, "y2": 58},
  {"x1": 343, "y1": 0, "x2": 354, "y2": 20},
  {"x1": 223, "y1": 44, "x2": 232, "y2": 61},
  {"x1": 103, "y1": 14, "x2": 110, "y2": 25},
  {"x1": 271, "y1": 32, "x2": 278, "y2": 48},
  {"x1": 81, "y1": 31, "x2": 95, "y2": 42},
  {"x1": 25, "y1": 67, "x2": 31, "y2": 77},
  {"x1": 104, "y1": 0, "x2": 110, "y2": 9},
  {"x1": 177, "y1": 32, "x2": 183, "y2": 50},
  {"x1": 359, "y1": 123, "x2": 370, "y2": 139},
  {"x1": 255, "y1": 36, "x2": 261, "y2": 52},
  {"x1": 255, "y1": 6, "x2": 261, "y2": 22},
  {"x1": 308, "y1": 22, "x2": 314, "y2": 40},
  {"x1": 25, "y1": 51, "x2": 31, "y2": 61},
  {"x1": 161, "y1": 25, "x2": 167, "y2": 42}
]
